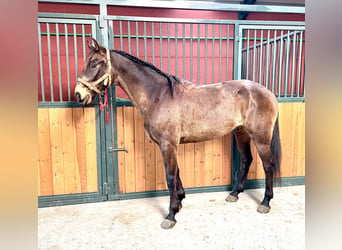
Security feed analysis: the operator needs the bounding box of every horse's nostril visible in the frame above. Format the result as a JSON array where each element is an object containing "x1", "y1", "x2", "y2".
[{"x1": 75, "y1": 92, "x2": 81, "y2": 103}]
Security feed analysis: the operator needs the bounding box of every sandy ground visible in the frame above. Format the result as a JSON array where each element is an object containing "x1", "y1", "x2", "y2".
[{"x1": 38, "y1": 185, "x2": 305, "y2": 250}]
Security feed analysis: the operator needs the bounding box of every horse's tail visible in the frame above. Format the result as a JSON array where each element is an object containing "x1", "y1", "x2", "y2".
[{"x1": 271, "y1": 115, "x2": 282, "y2": 178}]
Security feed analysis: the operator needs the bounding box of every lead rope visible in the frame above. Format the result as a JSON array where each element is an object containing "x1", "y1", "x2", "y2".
[{"x1": 99, "y1": 88, "x2": 110, "y2": 124}]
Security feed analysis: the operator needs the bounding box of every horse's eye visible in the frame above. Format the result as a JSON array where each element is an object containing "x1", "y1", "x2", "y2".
[{"x1": 90, "y1": 60, "x2": 98, "y2": 68}]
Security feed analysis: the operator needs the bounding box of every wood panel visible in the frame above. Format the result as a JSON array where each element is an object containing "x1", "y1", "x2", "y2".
[
  {"x1": 117, "y1": 107, "x2": 233, "y2": 193},
  {"x1": 38, "y1": 108, "x2": 98, "y2": 196},
  {"x1": 247, "y1": 102, "x2": 305, "y2": 179}
]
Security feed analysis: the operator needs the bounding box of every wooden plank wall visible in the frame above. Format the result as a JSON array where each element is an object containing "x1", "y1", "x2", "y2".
[
  {"x1": 38, "y1": 107, "x2": 98, "y2": 196},
  {"x1": 117, "y1": 106, "x2": 232, "y2": 193},
  {"x1": 117, "y1": 102, "x2": 305, "y2": 193}
]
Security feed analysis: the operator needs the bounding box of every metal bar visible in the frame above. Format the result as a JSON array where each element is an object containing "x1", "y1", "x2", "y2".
[
  {"x1": 152, "y1": 22, "x2": 155, "y2": 65},
  {"x1": 227, "y1": 24, "x2": 230, "y2": 80},
  {"x1": 136, "y1": 21, "x2": 139, "y2": 57},
  {"x1": 258, "y1": 30, "x2": 263, "y2": 83},
  {"x1": 39, "y1": 1, "x2": 305, "y2": 14},
  {"x1": 197, "y1": 23, "x2": 200, "y2": 85},
  {"x1": 127, "y1": 21, "x2": 131, "y2": 54},
  {"x1": 278, "y1": 30, "x2": 284, "y2": 97},
  {"x1": 190, "y1": 23, "x2": 193, "y2": 83},
  {"x1": 82, "y1": 24, "x2": 86, "y2": 61},
  {"x1": 175, "y1": 23, "x2": 178, "y2": 76},
  {"x1": 64, "y1": 24, "x2": 71, "y2": 101},
  {"x1": 246, "y1": 29, "x2": 250, "y2": 80},
  {"x1": 205, "y1": 23, "x2": 208, "y2": 84},
  {"x1": 73, "y1": 24, "x2": 78, "y2": 80},
  {"x1": 219, "y1": 24, "x2": 222, "y2": 82},
  {"x1": 297, "y1": 31, "x2": 303, "y2": 97},
  {"x1": 119, "y1": 20, "x2": 123, "y2": 51},
  {"x1": 47, "y1": 23, "x2": 54, "y2": 101},
  {"x1": 182, "y1": 23, "x2": 185, "y2": 79},
  {"x1": 284, "y1": 30, "x2": 291, "y2": 97},
  {"x1": 271, "y1": 30, "x2": 277, "y2": 94},
  {"x1": 108, "y1": 20, "x2": 114, "y2": 49},
  {"x1": 241, "y1": 29, "x2": 303, "y2": 51},
  {"x1": 252, "y1": 29, "x2": 256, "y2": 82},
  {"x1": 291, "y1": 32, "x2": 296, "y2": 97},
  {"x1": 56, "y1": 23, "x2": 63, "y2": 102},
  {"x1": 144, "y1": 21, "x2": 147, "y2": 61},
  {"x1": 38, "y1": 23, "x2": 45, "y2": 102},
  {"x1": 160, "y1": 22, "x2": 163, "y2": 70},
  {"x1": 265, "y1": 29, "x2": 270, "y2": 89},
  {"x1": 212, "y1": 24, "x2": 215, "y2": 84},
  {"x1": 167, "y1": 22, "x2": 170, "y2": 74}
]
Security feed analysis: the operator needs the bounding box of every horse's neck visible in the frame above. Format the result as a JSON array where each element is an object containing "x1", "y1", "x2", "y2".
[{"x1": 111, "y1": 52, "x2": 162, "y2": 114}]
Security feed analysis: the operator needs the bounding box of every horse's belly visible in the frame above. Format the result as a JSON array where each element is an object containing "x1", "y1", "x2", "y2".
[{"x1": 179, "y1": 120, "x2": 236, "y2": 144}]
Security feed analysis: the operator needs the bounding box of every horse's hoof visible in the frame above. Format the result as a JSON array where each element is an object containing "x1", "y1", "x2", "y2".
[
  {"x1": 257, "y1": 205, "x2": 271, "y2": 213},
  {"x1": 225, "y1": 194, "x2": 238, "y2": 202},
  {"x1": 161, "y1": 219, "x2": 177, "y2": 229}
]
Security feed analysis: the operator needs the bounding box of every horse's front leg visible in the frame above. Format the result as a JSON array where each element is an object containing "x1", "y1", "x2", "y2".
[{"x1": 159, "y1": 140, "x2": 181, "y2": 229}]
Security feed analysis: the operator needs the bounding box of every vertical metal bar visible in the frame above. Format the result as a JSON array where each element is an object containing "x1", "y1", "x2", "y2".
[
  {"x1": 108, "y1": 20, "x2": 114, "y2": 49},
  {"x1": 38, "y1": 23, "x2": 45, "y2": 102},
  {"x1": 234, "y1": 24, "x2": 241, "y2": 80},
  {"x1": 219, "y1": 24, "x2": 222, "y2": 82},
  {"x1": 160, "y1": 22, "x2": 163, "y2": 70},
  {"x1": 284, "y1": 30, "x2": 291, "y2": 97},
  {"x1": 291, "y1": 32, "x2": 297, "y2": 97},
  {"x1": 175, "y1": 23, "x2": 178, "y2": 76},
  {"x1": 182, "y1": 23, "x2": 185, "y2": 79},
  {"x1": 227, "y1": 24, "x2": 230, "y2": 80},
  {"x1": 297, "y1": 31, "x2": 303, "y2": 97},
  {"x1": 252, "y1": 29, "x2": 256, "y2": 82},
  {"x1": 82, "y1": 24, "x2": 86, "y2": 61},
  {"x1": 47, "y1": 23, "x2": 54, "y2": 102},
  {"x1": 204, "y1": 23, "x2": 208, "y2": 84},
  {"x1": 265, "y1": 29, "x2": 270, "y2": 89},
  {"x1": 212, "y1": 24, "x2": 215, "y2": 84},
  {"x1": 127, "y1": 21, "x2": 131, "y2": 54},
  {"x1": 119, "y1": 20, "x2": 123, "y2": 51},
  {"x1": 136, "y1": 21, "x2": 139, "y2": 58},
  {"x1": 64, "y1": 24, "x2": 71, "y2": 101},
  {"x1": 73, "y1": 24, "x2": 78, "y2": 80},
  {"x1": 258, "y1": 30, "x2": 263, "y2": 83},
  {"x1": 190, "y1": 23, "x2": 193, "y2": 83},
  {"x1": 167, "y1": 22, "x2": 170, "y2": 74},
  {"x1": 278, "y1": 30, "x2": 284, "y2": 97},
  {"x1": 246, "y1": 29, "x2": 250, "y2": 80},
  {"x1": 197, "y1": 23, "x2": 200, "y2": 85},
  {"x1": 152, "y1": 22, "x2": 155, "y2": 65},
  {"x1": 56, "y1": 23, "x2": 63, "y2": 102},
  {"x1": 144, "y1": 21, "x2": 147, "y2": 61},
  {"x1": 271, "y1": 30, "x2": 277, "y2": 94}
]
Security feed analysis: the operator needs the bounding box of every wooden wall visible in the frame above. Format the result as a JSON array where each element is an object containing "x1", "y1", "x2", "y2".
[
  {"x1": 38, "y1": 107, "x2": 98, "y2": 196},
  {"x1": 116, "y1": 102, "x2": 305, "y2": 193}
]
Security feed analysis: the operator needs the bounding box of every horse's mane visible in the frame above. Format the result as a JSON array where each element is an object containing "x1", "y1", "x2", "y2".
[{"x1": 113, "y1": 50, "x2": 177, "y2": 96}]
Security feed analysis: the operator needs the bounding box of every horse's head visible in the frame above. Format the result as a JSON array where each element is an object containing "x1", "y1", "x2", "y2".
[{"x1": 74, "y1": 38, "x2": 112, "y2": 105}]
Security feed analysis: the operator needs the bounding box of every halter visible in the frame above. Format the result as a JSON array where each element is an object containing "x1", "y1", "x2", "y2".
[{"x1": 77, "y1": 48, "x2": 112, "y2": 95}]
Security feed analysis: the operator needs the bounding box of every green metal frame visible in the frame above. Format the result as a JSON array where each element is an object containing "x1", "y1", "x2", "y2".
[{"x1": 38, "y1": 11, "x2": 305, "y2": 207}]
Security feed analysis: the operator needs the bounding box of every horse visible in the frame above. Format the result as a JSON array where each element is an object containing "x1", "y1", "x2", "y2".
[{"x1": 74, "y1": 38, "x2": 281, "y2": 229}]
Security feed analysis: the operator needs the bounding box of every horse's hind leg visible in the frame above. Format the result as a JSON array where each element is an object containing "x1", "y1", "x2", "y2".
[
  {"x1": 253, "y1": 141, "x2": 274, "y2": 213},
  {"x1": 226, "y1": 127, "x2": 253, "y2": 203},
  {"x1": 176, "y1": 169, "x2": 185, "y2": 209}
]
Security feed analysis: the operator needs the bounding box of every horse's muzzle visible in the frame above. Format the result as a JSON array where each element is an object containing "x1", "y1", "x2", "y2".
[{"x1": 75, "y1": 92, "x2": 90, "y2": 106}]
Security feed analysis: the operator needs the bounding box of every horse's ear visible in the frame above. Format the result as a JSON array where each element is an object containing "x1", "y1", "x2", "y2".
[{"x1": 87, "y1": 38, "x2": 101, "y2": 51}]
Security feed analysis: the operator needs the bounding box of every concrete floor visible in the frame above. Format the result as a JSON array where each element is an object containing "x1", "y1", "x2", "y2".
[{"x1": 38, "y1": 185, "x2": 305, "y2": 250}]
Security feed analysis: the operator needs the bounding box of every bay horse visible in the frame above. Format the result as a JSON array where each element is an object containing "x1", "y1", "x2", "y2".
[{"x1": 74, "y1": 39, "x2": 281, "y2": 229}]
